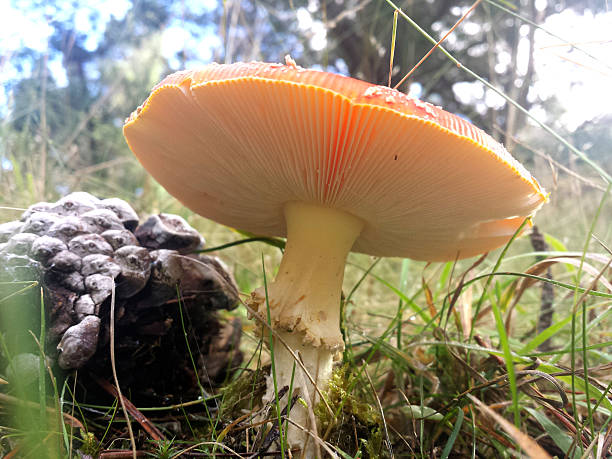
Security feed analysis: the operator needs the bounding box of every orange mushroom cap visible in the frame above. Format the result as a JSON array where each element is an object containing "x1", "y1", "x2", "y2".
[{"x1": 124, "y1": 58, "x2": 546, "y2": 261}]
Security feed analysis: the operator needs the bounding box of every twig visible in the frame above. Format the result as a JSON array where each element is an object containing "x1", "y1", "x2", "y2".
[
  {"x1": 59, "y1": 82, "x2": 120, "y2": 154},
  {"x1": 254, "y1": 394, "x2": 300, "y2": 458},
  {"x1": 99, "y1": 451, "x2": 147, "y2": 458},
  {"x1": 93, "y1": 377, "x2": 165, "y2": 441}
]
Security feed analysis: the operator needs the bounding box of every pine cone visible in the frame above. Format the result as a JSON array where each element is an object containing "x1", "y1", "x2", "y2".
[{"x1": 0, "y1": 192, "x2": 242, "y2": 402}]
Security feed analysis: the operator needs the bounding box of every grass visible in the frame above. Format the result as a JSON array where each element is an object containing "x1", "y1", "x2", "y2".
[
  {"x1": 2, "y1": 1, "x2": 612, "y2": 457},
  {"x1": 2, "y1": 175, "x2": 610, "y2": 458},
  {"x1": 0, "y1": 228, "x2": 610, "y2": 456}
]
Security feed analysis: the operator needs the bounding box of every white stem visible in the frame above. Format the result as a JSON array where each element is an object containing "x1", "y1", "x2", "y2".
[{"x1": 251, "y1": 201, "x2": 364, "y2": 457}]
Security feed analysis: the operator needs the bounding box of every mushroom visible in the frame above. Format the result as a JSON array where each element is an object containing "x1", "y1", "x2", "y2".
[{"x1": 123, "y1": 58, "x2": 546, "y2": 454}]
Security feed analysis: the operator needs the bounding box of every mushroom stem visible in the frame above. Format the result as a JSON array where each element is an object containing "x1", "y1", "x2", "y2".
[{"x1": 251, "y1": 201, "x2": 363, "y2": 455}]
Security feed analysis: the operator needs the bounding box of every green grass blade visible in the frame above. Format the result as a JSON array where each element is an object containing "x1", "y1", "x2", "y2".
[
  {"x1": 519, "y1": 312, "x2": 575, "y2": 353},
  {"x1": 525, "y1": 407, "x2": 581, "y2": 459},
  {"x1": 395, "y1": 258, "x2": 410, "y2": 350},
  {"x1": 490, "y1": 293, "x2": 521, "y2": 426},
  {"x1": 441, "y1": 407, "x2": 464, "y2": 459},
  {"x1": 261, "y1": 254, "x2": 286, "y2": 458}
]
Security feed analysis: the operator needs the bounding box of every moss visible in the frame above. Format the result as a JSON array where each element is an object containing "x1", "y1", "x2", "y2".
[
  {"x1": 315, "y1": 366, "x2": 384, "y2": 458},
  {"x1": 217, "y1": 367, "x2": 267, "y2": 422},
  {"x1": 212, "y1": 365, "x2": 385, "y2": 456},
  {"x1": 194, "y1": 368, "x2": 268, "y2": 453},
  {"x1": 79, "y1": 431, "x2": 99, "y2": 457}
]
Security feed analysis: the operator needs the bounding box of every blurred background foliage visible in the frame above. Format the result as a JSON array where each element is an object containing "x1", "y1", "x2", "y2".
[
  {"x1": 1, "y1": 0, "x2": 610, "y2": 199},
  {"x1": 1, "y1": 0, "x2": 611, "y2": 295}
]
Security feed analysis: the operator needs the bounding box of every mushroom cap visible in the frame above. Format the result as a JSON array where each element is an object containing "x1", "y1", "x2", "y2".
[{"x1": 124, "y1": 60, "x2": 546, "y2": 261}]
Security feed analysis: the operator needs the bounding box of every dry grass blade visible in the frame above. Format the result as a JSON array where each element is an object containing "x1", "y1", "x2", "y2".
[
  {"x1": 169, "y1": 441, "x2": 242, "y2": 458},
  {"x1": 458, "y1": 279, "x2": 473, "y2": 340},
  {"x1": 283, "y1": 418, "x2": 339, "y2": 459},
  {"x1": 537, "y1": 258, "x2": 611, "y2": 291},
  {"x1": 571, "y1": 258, "x2": 612, "y2": 316},
  {"x1": 507, "y1": 133, "x2": 606, "y2": 191},
  {"x1": 518, "y1": 256, "x2": 612, "y2": 296},
  {"x1": 514, "y1": 370, "x2": 569, "y2": 408},
  {"x1": 601, "y1": 425, "x2": 612, "y2": 459},
  {"x1": 394, "y1": 0, "x2": 483, "y2": 89},
  {"x1": 444, "y1": 252, "x2": 487, "y2": 327},
  {"x1": 421, "y1": 275, "x2": 436, "y2": 319},
  {"x1": 601, "y1": 373, "x2": 612, "y2": 454},
  {"x1": 109, "y1": 282, "x2": 137, "y2": 459},
  {"x1": 388, "y1": 9, "x2": 398, "y2": 87},
  {"x1": 467, "y1": 394, "x2": 552, "y2": 458},
  {"x1": 504, "y1": 254, "x2": 612, "y2": 332},
  {"x1": 215, "y1": 411, "x2": 253, "y2": 444},
  {"x1": 364, "y1": 365, "x2": 394, "y2": 458}
]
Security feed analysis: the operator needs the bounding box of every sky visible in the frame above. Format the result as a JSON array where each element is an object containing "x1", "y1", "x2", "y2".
[
  {"x1": 532, "y1": 8, "x2": 612, "y2": 129},
  {"x1": 1, "y1": 0, "x2": 611, "y2": 131}
]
